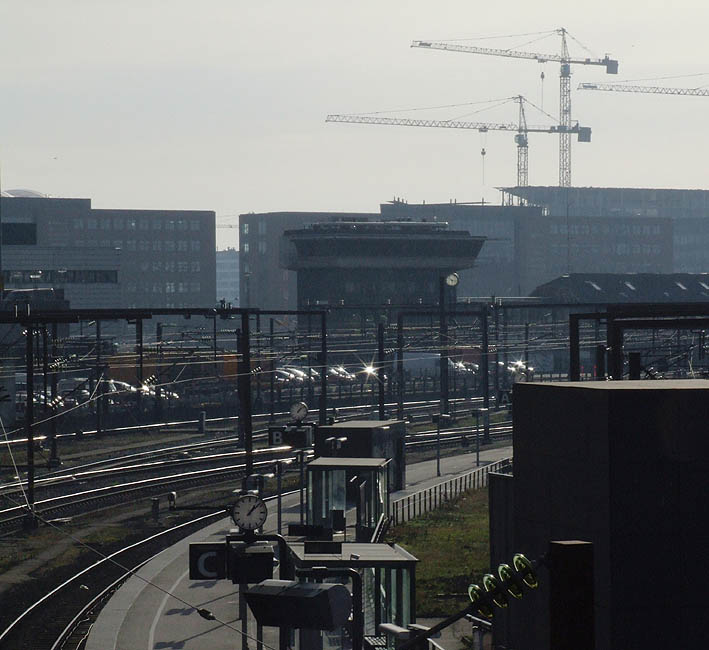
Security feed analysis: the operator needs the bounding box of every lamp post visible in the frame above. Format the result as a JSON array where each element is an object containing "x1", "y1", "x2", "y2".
[
  {"x1": 472, "y1": 407, "x2": 488, "y2": 467},
  {"x1": 432, "y1": 413, "x2": 451, "y2": 477},
  {"x1": 440, "y1": 273, "x2": 458, "y2": 417}
]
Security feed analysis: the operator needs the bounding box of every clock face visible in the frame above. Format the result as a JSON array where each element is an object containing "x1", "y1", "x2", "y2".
[
  {"x1": 445, "y1": 273, "x2": 459, "y2": 287},
  {"x1": 231, "y1": 494, "x2": 268, "y2": 531},
  {"x1": 290, "y1": 401, "x2": 308, "y2": 422}
]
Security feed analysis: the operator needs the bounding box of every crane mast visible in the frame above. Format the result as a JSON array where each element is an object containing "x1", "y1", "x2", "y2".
[{"x1": 412, "y1": 28, "x2": 618, "y2": 187}]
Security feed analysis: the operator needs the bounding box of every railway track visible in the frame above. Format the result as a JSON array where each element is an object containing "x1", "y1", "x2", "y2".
[
  {"x1": 0, "y1": 398, "x2": 508, "y2": 534},
  {"x1": 0, "y1": 421, "x2": 511, "y2": 535}
]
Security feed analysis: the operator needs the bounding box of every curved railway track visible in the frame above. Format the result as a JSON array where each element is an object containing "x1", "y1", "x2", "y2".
[{"x1": 0, "y1": 421, "x2": 510, "y2": 535}]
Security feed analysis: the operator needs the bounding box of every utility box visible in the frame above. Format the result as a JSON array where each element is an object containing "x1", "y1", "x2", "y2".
[
  {"x1": 314, "y1": 419, "x2": 406, "y2": 491},
  {"x1": 227, "y1": 541, "x2": 275, "y2": 584}
]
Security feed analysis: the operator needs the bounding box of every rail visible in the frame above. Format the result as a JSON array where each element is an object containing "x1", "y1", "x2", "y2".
[{"x1": 390, "y1": 457, "x2": 512, "y2": 525}]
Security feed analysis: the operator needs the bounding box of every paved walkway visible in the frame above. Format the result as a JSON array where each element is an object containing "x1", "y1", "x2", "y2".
[{"x1": 87, "y1": 445, "x2": 512, "y2": 650}]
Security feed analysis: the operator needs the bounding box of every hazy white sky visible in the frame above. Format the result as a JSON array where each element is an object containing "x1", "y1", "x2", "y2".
[{"x1": 1, "y1": 0, "x2": 708, "y2": 249}]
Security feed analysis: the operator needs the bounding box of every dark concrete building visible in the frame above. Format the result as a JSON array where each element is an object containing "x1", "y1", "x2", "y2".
[
  {"x1": 0, "y1": 192, "x2": 216, "y2": 309},
  {"x1": 239, "y1": 198, "x2": 676, "y2": 310},
  {"x1": 239, "y1": 211, "x2": 378, "y2": 310},
  {"x1": 502, "y1": 185, "x2": 709, "y2": 273},
  {"x1": 496, "y1": 380, "x2": 709, "y2": 649},
  {"x1": 279, "y1": 219, "x2": 485, "y2": 322}
]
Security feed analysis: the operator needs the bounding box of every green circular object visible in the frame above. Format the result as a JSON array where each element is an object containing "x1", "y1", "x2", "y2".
[
  {"x1": 497, "y1": 563, "x2": 523, "y2": 598},
  {"x1": 513, "y1": 553, "x2": 539, "y2": 589},
  {"x1": 483, "y1": 573, "x2": 508, "y2": 608},
  {"x1": 467, "y1": 584, "x2": 494, "y2": 619}
]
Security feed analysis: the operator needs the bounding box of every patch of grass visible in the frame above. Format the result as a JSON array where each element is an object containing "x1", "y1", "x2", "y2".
[{"x1": 386, "y1": 488, "x2": 489, "y2": 617}]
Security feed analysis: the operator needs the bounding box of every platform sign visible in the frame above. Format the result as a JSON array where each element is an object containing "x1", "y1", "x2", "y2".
[
  {"x1": 269, "y1": 425, "x2": 312, "y2": 448},
  {"x1": 189, "y1": 542, "x2": 227, "y2": 580}
]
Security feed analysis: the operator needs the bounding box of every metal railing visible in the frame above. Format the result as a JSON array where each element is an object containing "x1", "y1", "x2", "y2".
[{"x1": 390, "y1": 457, "x2": 512, "y2": 525}]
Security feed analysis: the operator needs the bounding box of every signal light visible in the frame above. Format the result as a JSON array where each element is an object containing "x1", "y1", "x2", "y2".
[{"x1": 467, "y1": 552, "x2": 539, "y2": 619}]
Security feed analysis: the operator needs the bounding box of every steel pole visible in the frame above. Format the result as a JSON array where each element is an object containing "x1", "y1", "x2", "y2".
[
  {"x1": 49, "y1": 322, "x2": 59, "y2": 465},
  {"x1": 378, "y1": 322, "x2": 385, "y2": 420},
  {"x1": 319, "y1": 311, "x2": 327, "y2": 425},
  {"x1": 239, "y1": 311, "x2": 253, "y2": 476},
  {"x1": 397, "y1": 313, "x2": 404, "y2": 420},
  {"x1": 25, "y1": 323, "x2": 35, "y2": 525},
  {"x1": 439, "y1": 277, "x2": 449, "y2": 415}
]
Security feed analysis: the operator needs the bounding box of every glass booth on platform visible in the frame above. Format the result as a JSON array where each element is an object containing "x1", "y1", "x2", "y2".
[
  {"x1": 288, "y1": 541, "x2": 418, "y2": 650},
  {"x1": 307, "y1": 457, "x2": 390, "y2": 539}
]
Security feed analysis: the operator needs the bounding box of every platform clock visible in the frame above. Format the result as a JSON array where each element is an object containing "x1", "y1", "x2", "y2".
[{"x1": 231, "y1": 494, "x2": 268, "y2": 531}]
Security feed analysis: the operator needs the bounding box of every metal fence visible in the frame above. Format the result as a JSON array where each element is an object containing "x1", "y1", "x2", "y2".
[{"x1": 389, "y1": 457, "x2": 513, "y2": 525}]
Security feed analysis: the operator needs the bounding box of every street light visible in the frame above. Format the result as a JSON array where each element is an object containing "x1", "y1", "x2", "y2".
[
  {"x1": 440, "y1": 273, "x2": 459, "y2": 416},
  {"x1": 472, "y1": 407, "x2": 489, "y2": 467},
  {"x1": 432, "y1": 413, "x2": 451, "y2": 477}
]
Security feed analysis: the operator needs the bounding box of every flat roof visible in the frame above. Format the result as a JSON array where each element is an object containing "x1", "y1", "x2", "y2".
[
  {"x1": 308, "y1": 457, "x2": 390, "y2": 468},
  {"x1": 289, "y1": 542, "x2": 418, "y2": 567},
  {"x1": 526, "y1": 379, "x2": 709, "y2": 390}
]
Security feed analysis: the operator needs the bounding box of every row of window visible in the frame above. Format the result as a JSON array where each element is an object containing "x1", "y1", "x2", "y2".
[
  {"x1": 549, "y1": 223, "x2": 664, "y2": 236},
  {"x1": 241, "y1": 222, "x2": 267, "y2": 235},
  {"x1": 240, "y1": 241, "x2": 266, "y2": 254},
  {"x1": 124, "y1": 282, "x2": 201, "y2": 293},
  {"x1": 74, "y1": 217, "x2": 202, "y2": 232},
  {"x1": 3, "y1": 270, "x2": 118, "y2": 283},
  {"x1": 138, "y1": 261, "x2": 201, "y2": 272},
  {"x1": 75, "y1": 240, "x2": 201, "y2": 252}
]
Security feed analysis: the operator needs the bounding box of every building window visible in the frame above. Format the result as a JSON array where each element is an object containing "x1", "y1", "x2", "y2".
[
  {"x1": 100, "y1": 219, "x2": 111, "y2": 230},
  {"x1": 100, "y1": 239, "x2": 111, "y2": 248},
  {"x1": 165, "y1": 240, "x2": 175, "y2": 252},
  {"x1": 140, "y1": 261, "x2": 150, "y2": 271},
  {"x1": 152, "y1": 220, "x2": 162, "y2": 230},
  {"x1": 113, "y1": 240, "x2": 122, "y2": 248},
  {"x1": 178, "y1": 282, "x2": 188, "y2": 293},
  {"x1": 166, "y1": 282, "x2": 175, "y2": 293},
  {"x1": 153, "y1": 241, "x2": 162, "y2": 251},
  {"x1": 191, "y1": 261, "x2": 201, "y2": 272},
  {"x1": 243, "y1": 223, "x2": 249, "y2": 234},
  {"x1": 87, "y1": 218, "x2": 97, "y2": 230},
  {"x1": 126, "y1": 240, "x2": 136, "y2": 251},
  {"x1": 191, "y1": 240, "x2": 201, "y2": 252},
  {"x1": 152, "y1": 261, "x2": 162, "y2": 271},
  {"x1": 177, "y1": 240, "x2": 188, "y2": 252},
  {"x1": 166, "y1": 220, "x2": 175, "y2": 231},
  {"x1": 258, "y1": 221, "x2": 266, "y2": 235},
  {"x1": 138, "y1": 240, "x2": 149, "y2": 251},
  {"x1": 139, "y1": 219, "x2": 149, "y2": 230},
  {"x1": 190, "y1": 282, "x2": 201, "y2": 292},
  {"x1": 73, "y1": 219, "x2": 84, "y2": 230},
  {"x1": 177, "y1": 261, "x2": 188, "y2": 272},
  {"x1": 127, "y1": 219, "x2": 137, "y2": 230},
  {"x1": 258, "y1": 241, "x2": 266, "y2": 254},
  {"x1": 152, "y1": 283, "x2": 163, "y2": 293},
  {"x1": 190, "y1": 220, "x2": 200, "y2": 231},
  {"x1": 242, "y1": 243, "x2": 249, "y2": 253},
  {"x1": 178, "y1": 219, "x2": 188, "y2": 231},
  {"x1": 113, "y1": 218, "x2": 124, "y2": 230},
  {"x1": 165, "y1": 261, "x2": 175, "y2": 272}
]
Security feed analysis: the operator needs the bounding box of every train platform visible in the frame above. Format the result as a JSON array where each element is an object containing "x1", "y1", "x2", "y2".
[{"x1": 86, "y1": 445, "x2": 512, "y2": 650}]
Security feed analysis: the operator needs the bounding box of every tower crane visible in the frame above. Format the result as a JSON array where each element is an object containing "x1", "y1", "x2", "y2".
[
  {"x1": 411, "y1": 28, "x2": 618, "y2": 187},
  {"x1": 326, "y1": 96, "x2": 591, "y2": 189},
  {"x1": 579, "y1": 82, "x2": 709, "y2": 97}
]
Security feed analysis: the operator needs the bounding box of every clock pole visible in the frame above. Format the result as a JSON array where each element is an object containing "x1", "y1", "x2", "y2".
[{"x1": 239, "y1": 311, "x2": 253, "y2": 476}]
